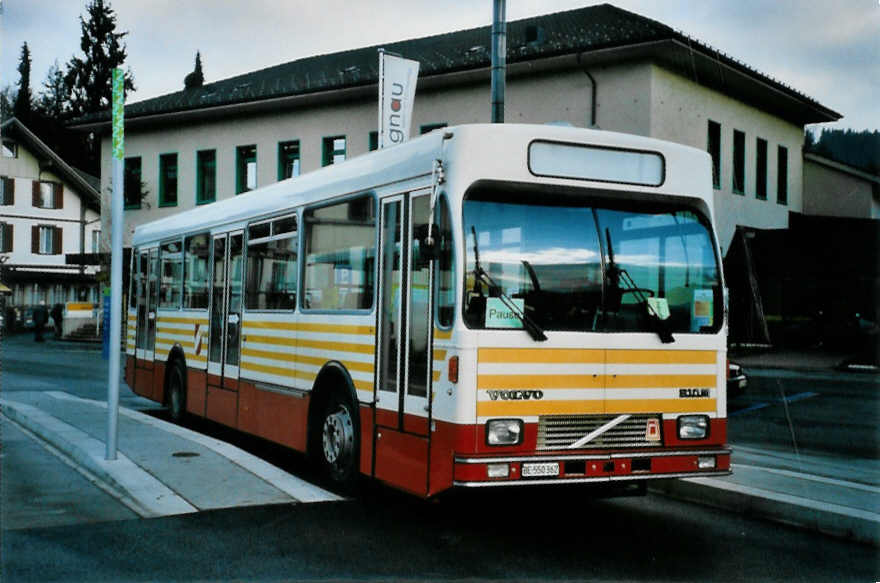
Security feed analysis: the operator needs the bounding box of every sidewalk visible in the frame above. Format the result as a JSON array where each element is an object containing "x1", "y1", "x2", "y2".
[
  {"x1": 651, "y1": 444, "x2": 880, "y2": 546},
  {"x1": 1, "y1": 384, "x2": 877, "y2": 546},
  {"x1": 0, "y1": 391, "x2": 341, "y2": 519}
]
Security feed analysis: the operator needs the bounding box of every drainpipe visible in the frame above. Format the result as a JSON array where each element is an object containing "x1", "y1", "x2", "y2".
[
  {"x1": 577, "y1": 53, "x2": 598, "y2": 128},
  {"x1": 491, "y1": 0, "x2": 506, "y2": 123}
]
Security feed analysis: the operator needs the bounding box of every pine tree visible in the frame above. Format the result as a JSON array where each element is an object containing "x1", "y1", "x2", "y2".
[
  {"x1": 64, "y1": 0, "x2": 135, "y2": 118},
  {"x1": 13, "y1": 42, "x2": 33, "y2": 120},
  {"x1": 0, "y1": 86, "x2": 16, "y2": 122},
  {"x1": 184, "y1": 51, "x2": 205, "y2": 89},
  {"x1": 36, "y1": 61, "x2": 69, "y2": 120}
]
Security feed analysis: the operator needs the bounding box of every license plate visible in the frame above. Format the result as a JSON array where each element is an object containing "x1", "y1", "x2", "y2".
[{"x1": 521, "y1": 462, "x2": 560, "y2": 478}]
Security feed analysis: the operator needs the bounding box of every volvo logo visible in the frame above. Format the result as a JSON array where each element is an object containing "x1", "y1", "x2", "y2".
[{"x1": 487, "y1": 390, "x2": 544, "y2": 401}]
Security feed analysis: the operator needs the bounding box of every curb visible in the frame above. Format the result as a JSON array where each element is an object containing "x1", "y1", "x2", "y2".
[
  {"x1": 651, "y1": 476, "x2": 880, "y2": 547},
  {"x1": 0, "y1": 399, "x2": 197, "y2": 518}
]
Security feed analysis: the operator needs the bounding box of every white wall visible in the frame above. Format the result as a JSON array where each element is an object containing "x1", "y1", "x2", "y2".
[{"x1": 648, "y1": 66, "x2": 804, "y2": 253}]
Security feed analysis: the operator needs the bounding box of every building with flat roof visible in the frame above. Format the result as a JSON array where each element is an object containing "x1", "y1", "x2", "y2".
[{"x1": 72, "y1": 3, "x2": 840, "y2": 255}]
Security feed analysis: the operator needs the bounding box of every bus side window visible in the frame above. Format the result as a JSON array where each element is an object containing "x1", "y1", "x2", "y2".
[{"x1": 303, "y1": 195, "x2": 376, "y2": 311}]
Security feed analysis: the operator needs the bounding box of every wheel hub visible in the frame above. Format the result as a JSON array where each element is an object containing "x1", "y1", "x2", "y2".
[{"x1": 322, "y1": 406, "x2": 354, "y2": 465}]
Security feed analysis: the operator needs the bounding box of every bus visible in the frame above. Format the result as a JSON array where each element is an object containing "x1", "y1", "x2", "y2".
[{"x1": 125, "y1": 123, "x2": 730, "y2": 497}]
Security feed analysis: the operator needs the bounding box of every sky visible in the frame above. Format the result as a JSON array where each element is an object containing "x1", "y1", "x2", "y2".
[{"x1": 1, "y1": 0, "x2": 877, "y2": 133}]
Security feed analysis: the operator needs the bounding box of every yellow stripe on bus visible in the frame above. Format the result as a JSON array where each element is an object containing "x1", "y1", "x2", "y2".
[
  {"x1": 297, "y1": 338, "x2": 375, "y2": 354},
  {"x1": 477, "y1": 398, "x2": 717, "y2": 417},
  {"x1": 434, "y1": 328, "x2": 453, "y2": 340},
  {"x1": 479, "y1": 348, "x2": 604, "y2": 364},
  {"x1": 606, "y1": 350, "x2": 717, "y2": 364},
  {"x1": 478, "y1": 374, "x2": 603, "y2": 390},
  {"x1": 241, "y1": 362, "x2": 373, "y2": 392},
  {"x1": 296, "y1": 322, "x2": 375, "y2": 335},
  {"x1": 241, "y1": 348, "x2": 374, "y2": 373},
  {"x1": 605, "y1": 374, "x2": 716, "y2": 389}
]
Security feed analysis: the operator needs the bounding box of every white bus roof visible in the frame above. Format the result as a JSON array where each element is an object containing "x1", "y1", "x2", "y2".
[{"x1": 131, "y1": 123, "x2": 712, "y2": 247}]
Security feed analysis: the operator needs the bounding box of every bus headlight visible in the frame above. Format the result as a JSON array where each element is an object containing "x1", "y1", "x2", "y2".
[
  {"x1": 677, "y1": 415, "x2": 709, "y2": 440},
  {"x1": 486, "y1": 419, "x2": 523, "y2": 446}
]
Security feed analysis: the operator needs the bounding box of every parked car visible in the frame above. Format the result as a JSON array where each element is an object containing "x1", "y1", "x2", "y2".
[{"x1": 727, "y1": 360, "x2": 748, "y2": 396}]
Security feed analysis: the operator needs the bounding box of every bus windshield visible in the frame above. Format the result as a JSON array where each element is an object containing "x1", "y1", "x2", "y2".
[{"x1": 463, "y1": 186, "x2": 722, "y2": 335}]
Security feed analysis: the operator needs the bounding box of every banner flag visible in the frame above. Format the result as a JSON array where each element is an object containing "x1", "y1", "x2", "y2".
[{"x1": 378, "y1": 50, "x2": 419, "y2": 149}]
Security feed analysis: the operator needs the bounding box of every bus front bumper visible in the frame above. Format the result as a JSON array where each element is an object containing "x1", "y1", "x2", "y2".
[{"x1": 452, "y1": 448, "x2": 731, "y2": 487}]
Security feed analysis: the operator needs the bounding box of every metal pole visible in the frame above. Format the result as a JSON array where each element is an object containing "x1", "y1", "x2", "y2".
[
  {"x1": 491, "y1": 0, "x2": 506, "y2": 123},
  {"x1": 106, "y1": 68, "x2": 124, "y2": 460}
]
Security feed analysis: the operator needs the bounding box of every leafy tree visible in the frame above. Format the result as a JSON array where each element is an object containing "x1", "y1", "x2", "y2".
[
  {"x1": 184, "y1": 51, "x2": 205, "y2": 89},
  {"x1": 36, "y1": 61, "x2": 70, "y2": 120},
  {"x1": 64, "y1": 0, "x2": 135, "y2": 118},
  {"x1": 13, "y1": 42, "x2": 33, "y2": 120}
]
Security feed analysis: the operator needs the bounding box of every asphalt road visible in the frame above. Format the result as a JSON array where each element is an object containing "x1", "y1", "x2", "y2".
[
  {"x1": 728, "y1": 368, "x2": 879, "y2": 459},
  {"x1": 1, "y1": 333, "x2": 878, "y2": 581}
]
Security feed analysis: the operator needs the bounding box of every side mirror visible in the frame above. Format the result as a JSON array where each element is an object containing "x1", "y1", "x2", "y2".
[{"x1": 414, "y1": 223, "x2": 439, "y2": 262}]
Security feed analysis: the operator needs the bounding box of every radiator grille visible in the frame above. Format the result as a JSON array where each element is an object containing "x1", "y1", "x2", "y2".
[{"x1": 536, "y1": 414, "x2": 661, "y2": 451}]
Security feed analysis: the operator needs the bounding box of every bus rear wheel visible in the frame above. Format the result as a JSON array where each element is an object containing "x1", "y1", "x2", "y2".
[
  {"x1": 167, "y1": 360, "x2": 187, "y2": 423},
  {"x1": 317, "y1": 391, "x2": 359, "y2": 488}
]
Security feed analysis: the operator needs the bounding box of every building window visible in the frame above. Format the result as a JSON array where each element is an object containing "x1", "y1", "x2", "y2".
[
  {"x1": 0, "y1": 176, "x2": 14, "y2": 205},
  {"x1": 322, "y1": 136, "x2": 346, "y2": 166},
  {"x1": 159, "y1": 153, "x2": 178, "y2": 207},
  {"x1": 32, "y1": 181, "x2": 62, "y2": 209},
  {"x1": 278, "y1": 141, "x2": 301, "y2": 180},
  {"x1": 91, "y1": 230, "x2": 101, "y2": 253},
  {"x1": 369, "y1": 131, "x2": 378, "y2": 152},
  {"x1": 777, "y1": 146, "x2": 788, "y2": 205},
  {"x1": 2, "y1": 140, "x2": 17, "y2": 158},
  {"x1": 0, "y1": 222, "x2": 12, "y2": 252},
  {"x1": 33, "y1": 225, "x2": 61, "y2": 255},
  {"x1": 236, "y1": 145, "x2": 257, "y2": 194},
  {"x1": 196, "y1": 149, "x2": 216, "y2": 204},
  {"x1": 124, "y1": 157, "x2": 142, "y2": 209},
  {"x1": 732, "y1": 129, "x2": 745, "y2": 195},
  {"x1": 755, "y1": 138, "x2": 767, "y2": 200},
  {"x1": 707, "y1": 120, "x2": 721, "y2": 190},
  {"x1": 420, "y1": 122, "x2": 447, "y2": 134}
]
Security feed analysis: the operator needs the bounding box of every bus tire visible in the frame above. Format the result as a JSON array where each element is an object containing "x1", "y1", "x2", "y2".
[
  {"x1": 316, "y1": 388, "x2": 359, "y2": 488},
  {"x1": 167, "y1": 359, "x2": 187, "y2": 423}
]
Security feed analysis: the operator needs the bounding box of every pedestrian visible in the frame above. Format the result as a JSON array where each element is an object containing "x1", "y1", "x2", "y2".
[
  {"x1": 33, "y1": 301, "x2": 49, "y2": 342},
  {"x1": 51, "y1": 303, "x2": 64, "y2": 338}
]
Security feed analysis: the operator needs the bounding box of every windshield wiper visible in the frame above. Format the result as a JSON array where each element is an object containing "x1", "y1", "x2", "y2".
[
  {"x1": 471, "y1": 226, "x2": 547, "y2": 342},
  {"x1": 605, "y1": 228, "x2": 674, "y2": 344}
]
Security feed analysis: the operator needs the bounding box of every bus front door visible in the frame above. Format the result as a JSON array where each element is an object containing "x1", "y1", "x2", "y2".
[
  {"x1": 134, "y1": 248, "x2": 158, "y2": 399},
  {"x1": 374, "y1": 193, "x2": 433, "y2": 496},
  {"x1": 206, "y1": 231, "x2": 243, "y2": 425}
]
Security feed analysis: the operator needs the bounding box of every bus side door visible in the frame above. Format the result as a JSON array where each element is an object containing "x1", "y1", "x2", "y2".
[
  {"x1": 206, "y1": 231, "x2": 244, "y2": 425},
  {"x1": 134, "y1": 248, "x2": 158, "y2": 399},
  {"x1": 374, "y1": 192, "x2": 434, "y2": 496}
]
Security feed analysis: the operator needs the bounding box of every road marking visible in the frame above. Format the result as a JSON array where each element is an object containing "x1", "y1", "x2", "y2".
[
  {"x1": 729, "y1": 392, "x2": 818, "y2": 417},
  {"x1": 47, "y1": 391, "x2": 343, "y2": 503},
  {"x1": 0, "y1": 399, "x2": 197, "y2": 517}
]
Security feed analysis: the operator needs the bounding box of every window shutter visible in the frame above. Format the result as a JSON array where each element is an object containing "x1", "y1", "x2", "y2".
[
  {"x1": 32, "y1": 225, "x2": 39, "y2": 253},
  {"x1": 6, "y1": 223, "x2": 13, "y2": 252},
  {"x1": 53, "y1": 226, "x2": 62, "y2": 254},
  {"x1": 54, "y1": 183, "x2": 63, "y2": 209},
  {"x1": 32, "y1": 181, "x2": 40, "y2": 207}
]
